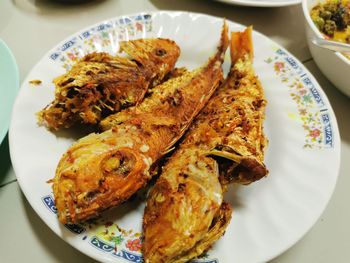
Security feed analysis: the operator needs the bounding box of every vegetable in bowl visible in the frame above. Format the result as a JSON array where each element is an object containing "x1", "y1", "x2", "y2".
[
  {"x1": 302, "y1": 0, "x2": 350, "y2": 96},
  {"x1": 310, "y1": 0, "x2": 350, "y2": 42}
]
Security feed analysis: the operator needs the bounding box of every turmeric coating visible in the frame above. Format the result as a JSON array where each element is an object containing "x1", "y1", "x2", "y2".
[
  {"x1": 38, "y1": 38, "x2": 180, "y2": 130},
  {"x1": 142, "y1": 27, "x2": 268, "y2": 263},
  {"x1": 52, "y1": 22, "x2": 229, "y2": 224}
]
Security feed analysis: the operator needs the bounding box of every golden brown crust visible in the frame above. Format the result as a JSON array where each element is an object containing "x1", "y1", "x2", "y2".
[
  {"x1": 143, "y1": 149, "x2": 225, "y2": 263},
  {"x1": 53, "y1": 24, "x2": 229, "y2": 224},
  {"x1": 142, "y1": 26, "x2": 268, "y2": 263},
  {"x1": 38, "y1": 38, "x2": 180, "y2": 130},
  {"x1": 170, "y1": 202, "x2": 232, "y2": 263},
  {"x1": 197, "y1": 27, "x2": 268, "y2": 185}
]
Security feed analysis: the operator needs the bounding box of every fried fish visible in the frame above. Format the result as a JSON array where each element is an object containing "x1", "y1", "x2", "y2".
[
  {"x1": 38, "y1": 38, "x2": 180, "y2": 130},
  {"x1": 142, "y1": 27, "x2": 268, "y2": 263},
  {"x1": 211, "y1": 27, "x2": 268, "y2": 186},
  {"x1": 52, "y1": 22, "x2": 229, "y2": 224}
]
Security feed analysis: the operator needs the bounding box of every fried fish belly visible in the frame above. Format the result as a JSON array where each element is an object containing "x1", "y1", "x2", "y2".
[
  {"x1": 52, "y1": 22, "x2": 229, "y2": 224},
  {"x1": 38, "y1": 38, "x2": 180, "y2": 130},
  {"x1": 142, "y1": 27, "x2": 268, "y2": 263}
]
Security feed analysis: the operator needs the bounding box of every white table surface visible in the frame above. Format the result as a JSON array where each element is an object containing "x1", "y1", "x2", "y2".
[{"x1": 0, "y1": 0, "x2": 349, "y2": 262}]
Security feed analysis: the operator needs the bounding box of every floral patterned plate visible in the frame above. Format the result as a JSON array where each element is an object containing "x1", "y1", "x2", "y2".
[{"x1": 9, "y1": 11, "x2": 340, "y2": 263}]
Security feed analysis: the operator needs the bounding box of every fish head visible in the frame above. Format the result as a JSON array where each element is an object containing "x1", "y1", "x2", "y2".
[
  {"x1": 143, "y1": 150, "x2": 223, "y2": 262},
  {"x1": 148, "y1": 38, "x2": 180, "y2": 65},
  {"x1": 144, "y1": 38, "x2": 181, "y2": 84},
  {"x1": 53, "y1": 131, "x2": 151, "y2": 224},
  {"x1": 120, "y1": 38, "x2": 180, "y2": 82}
]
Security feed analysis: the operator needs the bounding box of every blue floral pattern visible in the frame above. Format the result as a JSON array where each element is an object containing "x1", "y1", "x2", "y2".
[
  {"x1": 49, "y1": 14, "x2": 153, "y2": 71},
  {"x1": 265, "y1": 48, "x2": 334, "y2": 148}
]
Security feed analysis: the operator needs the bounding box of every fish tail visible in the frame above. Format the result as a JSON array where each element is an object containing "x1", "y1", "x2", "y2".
[
  {"x1": 217, "y1": 20, "x2": 229, "y2": 61},
  {"x1": 216, "y1": 20, "x2": 230, "y2": 63},
  {"x1": 230, "y1": 26, "x2": 253, "y2": 64}
]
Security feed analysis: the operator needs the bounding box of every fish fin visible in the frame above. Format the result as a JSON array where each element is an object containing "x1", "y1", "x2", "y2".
[
  {"x1": 208, "y1": 149, "x2": 243, "y2": 163},
  {"x1": 225, "y1": 157, "x2": 268, "y2": 185},
  {"x1": 230, "y1": 26, "x2": 253, "y2": 64},
  {"x1": 159, "y1": 20, "x2": 229, "y2": 151},
  {"x1": 208, "y1": 146, "x2": 268, "y2": 185},
  {"x1": 213, "y1": 19, "x2": 230, "y2": 65}
]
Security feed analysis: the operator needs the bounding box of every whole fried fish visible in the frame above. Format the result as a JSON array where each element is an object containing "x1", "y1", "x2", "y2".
[
  {"x1": 38, "y1": 38, "x2": 180, "y2": 130},
  {"x1": 142, "y1": 27, "x2": 268, "y2": 263},
  {"x1": 52, "y1": 22, "x2": 229, "y2": 224}
]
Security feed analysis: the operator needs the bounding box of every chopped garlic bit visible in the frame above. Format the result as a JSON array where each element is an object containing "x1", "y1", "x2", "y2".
[{"x1": 140, "y1": 144, "x2": 150, "y2": 153}]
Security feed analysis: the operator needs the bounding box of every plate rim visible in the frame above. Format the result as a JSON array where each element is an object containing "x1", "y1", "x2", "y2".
[
  {"x1": 9, "y1": 10, "x2": 341, "y2": 263},
  {"x1": 0, "y1": 39, "x2": 19, "y2": 145}
]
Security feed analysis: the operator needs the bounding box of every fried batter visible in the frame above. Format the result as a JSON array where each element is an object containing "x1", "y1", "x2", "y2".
[
  {"x1": 142, "y1": 27, "x2": 268, "y2": 263},
  {"x1": 52, "y1": 22, "x2": 229, "y2": 224},
  {"x1": 38, "y1": 38, "x2": 180, "y2": 130}
]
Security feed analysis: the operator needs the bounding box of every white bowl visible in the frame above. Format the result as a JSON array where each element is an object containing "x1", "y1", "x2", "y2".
[{"x1": 302, "y1": 0, "x2": 350, "y2": 97}]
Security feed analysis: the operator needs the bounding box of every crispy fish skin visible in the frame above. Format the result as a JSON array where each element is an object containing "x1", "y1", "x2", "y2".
[
  {"x1": 38, "y1": 38, "x2": 180, "y2": 130},
  {"x1": 179, "y1": 26, "x2": 268, "y2": 186},
  {"x1": 142, "y1": 27, "x2": 267, "y2": 263},
  {"x1": 143, "y1": 148, "x2": 230, "y2": 263},
  {"x1": 210, "y1": 27, "x2": 268, "y2": 185},
  {"x1": 53, "y1": 22, "x2": 229, "y2": 224}
]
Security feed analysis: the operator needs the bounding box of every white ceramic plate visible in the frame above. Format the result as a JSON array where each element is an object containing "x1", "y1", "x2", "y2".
[
  {"x1": 216, "y1": 0, "x2": 301, "y2": 7},
  {"x1": 9, "y1": 11, "x2": 340, "y2": 263}
]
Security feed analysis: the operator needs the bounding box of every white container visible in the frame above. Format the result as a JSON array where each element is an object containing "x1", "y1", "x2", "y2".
[{"x1": 302, "y1": 0, "x2": 350, "y2": 97}]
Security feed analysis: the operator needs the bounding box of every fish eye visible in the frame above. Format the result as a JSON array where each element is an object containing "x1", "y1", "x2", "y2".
[
  {"x1": 155, "y1": 48, "x2": 167, "y2": 56},
  {"x1": 102, "y1": 149, "x2": 136, "y2": 177}
]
